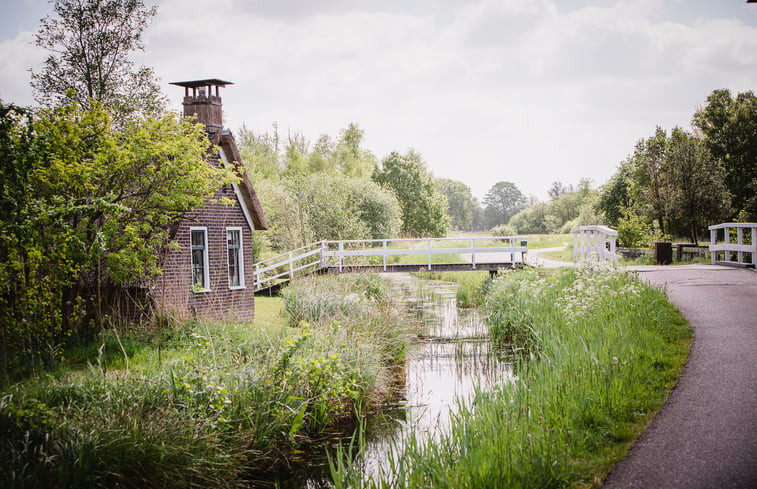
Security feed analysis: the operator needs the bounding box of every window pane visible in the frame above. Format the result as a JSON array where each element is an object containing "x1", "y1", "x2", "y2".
[
  {"x1": 227, "y1": 229, "x2": 241, "y2": 287},
  {"x1": 227, "y1": 230, "x2": 240, "y2": 248},
  {"x1": 191, "y1": 230, "x2": 207, "y2": 289},
  {"x1": 191, "y1": 230, "x2": 205, "y2": 248}
]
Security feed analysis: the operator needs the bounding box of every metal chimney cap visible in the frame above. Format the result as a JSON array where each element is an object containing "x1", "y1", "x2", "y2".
[{"x1": 169, "y1": 79, "x2": 234, "y2": 88}]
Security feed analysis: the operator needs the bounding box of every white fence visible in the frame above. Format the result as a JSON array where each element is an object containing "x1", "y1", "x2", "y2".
[
  {"x1": 253, "y1": 236, "x2": 528, "y2": 291},
  {"x1": 708, "y1": 222, "x2": 757, "y2": 268},
  {"x1": 322, "y1": 236, "x2": 528, "y2": 273},
  {"x1": 571, "y1": 225, "x2": 618, "y2": 264}
]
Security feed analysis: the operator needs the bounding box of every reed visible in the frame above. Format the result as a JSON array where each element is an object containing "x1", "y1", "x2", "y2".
[
  {"x1": 331, "y1": 264, "x2": 691, "y2": 488},
  {"x1": 0, "y1": 274, "x2": 416, "y2": 488}
]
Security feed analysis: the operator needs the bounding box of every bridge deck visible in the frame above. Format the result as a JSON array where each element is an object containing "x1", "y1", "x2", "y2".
[{"x1": 321, "y1": 262, "x2": 522, "y2": 274}]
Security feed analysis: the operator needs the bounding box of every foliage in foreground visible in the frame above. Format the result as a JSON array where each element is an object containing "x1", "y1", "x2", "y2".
[
  {"x1": 0, "y1": 275, "x2": 414, "y2": 488},
  {"x1": 332, "y1": 266, "x2": 691, "y2": 488},
  {"x1": 0, "y1": 102, "x2": 235, "y2": 377}
]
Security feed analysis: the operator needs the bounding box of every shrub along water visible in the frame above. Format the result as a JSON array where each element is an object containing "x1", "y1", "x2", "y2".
[
  {"x1": 0, "y1": 274, "x2": 416, "y2": 488},
  {"x1": 331, "y1": 265, "x2": 691, "y2": 488}
]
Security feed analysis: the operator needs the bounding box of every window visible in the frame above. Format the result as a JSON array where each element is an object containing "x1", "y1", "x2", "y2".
[
  {"x1": 227, "y1": 228, "x2": 245, "y2": 288},
  {"x1": 190, "y1": 228, "x2": 210, "y2": 291}
]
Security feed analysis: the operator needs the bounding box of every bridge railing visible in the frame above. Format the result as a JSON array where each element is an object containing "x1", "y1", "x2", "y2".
[
  {"x1": 571, "y1": 225, "x2": 618, "y2": 264},
  {"x1": 253, "y1": 240, "x2": 326, "y2": 291},
  {"x1": 708, "y1": 222, "x2": 757, "y2": 268},
  {"x1": 321, "y1": 236, "x2": 528, "y2": 272}
]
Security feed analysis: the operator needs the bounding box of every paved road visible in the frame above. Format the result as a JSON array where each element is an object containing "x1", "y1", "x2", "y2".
[{"x1": 603, "y1": 265, "x2": 757, "y2": 489}]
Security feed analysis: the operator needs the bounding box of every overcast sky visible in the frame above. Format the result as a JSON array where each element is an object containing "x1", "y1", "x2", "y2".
[{"x1": 1, "y1": 0, "x2": 756, "y2": 201}]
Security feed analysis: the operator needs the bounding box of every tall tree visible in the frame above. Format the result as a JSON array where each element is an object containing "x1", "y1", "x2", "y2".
[
  {"x1": 334, "y1": 123, "x2": 376, "y2": 178},
  {"x1": 548, "y1": 181, "x2": 573, "y2": 200},
  {"x1": 664, "y1": 128, "x2": 731, "y2": 244},
  {"x1": 238, "y1": 123, "x2": 282, "y2": 182},
  {"x1": 631, "y1": 127, "x2": 668, "y2": 233},
  {"x1": 31, "y1": 0, "x2": 165, "y2": 121},
  {"x1": 482, "y1": 181, "x2": 526, "y2": 228},
  {"x1": 692, "y1": 89, "x2": 757, "y2": 219},
  {"x1": 596, "y1": 158, "x2": 635, "y2": 227},
  {"x1": 436, "y1": 178, "x2": 476, "y2": 231},
  {"x1": 373, "y1": 151, "x2": 449, "y2": 237}
]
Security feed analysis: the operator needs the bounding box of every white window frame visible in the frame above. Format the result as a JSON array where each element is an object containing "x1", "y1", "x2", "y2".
[
  {"x1": 226, "y1": 227, "x2": 246, "y2": 289},
  {"x1": 190, "y1": 227, "x2": 210, "y2": 293}
]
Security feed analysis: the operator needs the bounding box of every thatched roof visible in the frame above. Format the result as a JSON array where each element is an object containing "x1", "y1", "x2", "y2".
[{"x1": 219, "y1": 131, "x2": 268, "y2": 230}]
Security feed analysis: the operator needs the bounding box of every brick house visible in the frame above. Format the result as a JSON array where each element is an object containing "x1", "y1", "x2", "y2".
[{"x1": 154, "y1": 79, "x2": 267, "y2": 322}]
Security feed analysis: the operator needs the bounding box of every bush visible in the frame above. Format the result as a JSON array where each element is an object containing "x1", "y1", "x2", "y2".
[
  {"x1": 490, "y1": 223, "x2": 517, "y2": 236},
  {"x1": 617, "y1": 210, "x2": 655, "y2": 248}
]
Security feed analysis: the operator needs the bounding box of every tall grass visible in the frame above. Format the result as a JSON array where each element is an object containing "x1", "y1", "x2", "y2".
[
  {"x1": 331, "y1": 264, "x2": 691, "y2": 488},
  {"x1": 0, "y1": 274, "x2": 417, "y2": 488}
]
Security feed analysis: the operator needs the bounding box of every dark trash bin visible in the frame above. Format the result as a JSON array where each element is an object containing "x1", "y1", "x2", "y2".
[{"x1": 654, "y1": 242, "x2": 672, "y2": 265}]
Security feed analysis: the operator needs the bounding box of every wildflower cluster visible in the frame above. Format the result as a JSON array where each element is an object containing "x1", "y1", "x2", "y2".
[{"x1": 556, "y1": 265, "x2": 644, "y2": 325}]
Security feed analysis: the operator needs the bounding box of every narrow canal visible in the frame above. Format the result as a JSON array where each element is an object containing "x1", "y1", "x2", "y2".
[{"x1": 276, "y1": 272, "x2": 514, "y2": 487}]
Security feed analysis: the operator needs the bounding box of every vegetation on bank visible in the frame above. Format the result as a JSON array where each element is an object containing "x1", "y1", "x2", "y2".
[
  {"x1": 331, "y1": 265, "x2": 691, "y2": 488},
  {"x1": 0, "y1": 275, "x2": 417, "y2": 488}
]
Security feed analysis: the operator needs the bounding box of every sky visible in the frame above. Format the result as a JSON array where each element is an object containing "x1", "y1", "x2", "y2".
[{"x1": 1, "y1": 0, "x2": 756, "y2": 202}]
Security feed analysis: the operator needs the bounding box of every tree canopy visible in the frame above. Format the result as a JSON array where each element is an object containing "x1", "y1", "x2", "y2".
[
  {"x1": 597, "y1": 124, "x2": 732, "y2": 244},
  {"x1": 0, "y1": 102, "x2": 235, "y2": 369},
  {"x1": 482, "y1": 181, "x2": 526, "y2": 229},
  {"x1": 435, "y1": 178, "x2": 477, "y2": 231},
  {"x1": 31, "y1": 0, "x2": 165, "y2": 121},
  {"x1": 373, "y1": 151, "x2": 449, "y2": 237},
  {"x1": 692, "y1": 89, "x2": 757, "y2": 219}
]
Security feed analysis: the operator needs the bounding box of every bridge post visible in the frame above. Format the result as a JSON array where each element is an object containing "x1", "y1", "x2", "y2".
[
  {"x1": 471, "y1": 238, "x2": 476, "y2": 269},
  {"x1": 427, "y1": 239, "x2": 432, "y2": 271},
  {"x1": 383, "y1": 240, "x2": 387, "y2": 272},
  {"x1": 320, "y1": 240, "x2": 327, "y2": 269},
  {"x1": 288, "y1": 251, "x2": 293, "y2": 278},
  {"x1": 338, "y1": 241, "x2": 344, "y2": 273}
]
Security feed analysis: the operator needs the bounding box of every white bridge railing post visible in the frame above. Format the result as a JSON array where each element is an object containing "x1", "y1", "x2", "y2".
[
  {"x1": 708, "y1": 222, "x2": 757, "y2": 267},
  {"x1": 427, "y1": 239, "x2": 432, "y2": 271},
  {"x1": 571, "y1": 225, "x2": 618, "y2": 264},
  {"x1": 383, "y1": 240, "x2": 387, "y2": 272}
]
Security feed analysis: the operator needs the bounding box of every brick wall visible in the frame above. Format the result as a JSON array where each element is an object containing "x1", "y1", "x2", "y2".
[{"x1": 155, "y1": 184, "x2": 256, "y2": 323}]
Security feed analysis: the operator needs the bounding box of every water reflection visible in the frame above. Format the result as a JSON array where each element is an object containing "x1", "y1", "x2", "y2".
[
  {"x1": 358, "y1": 274, "x2": 515, "y2": 478},
  {"x1": 274, "y1": 273, "x2": 514, "y2": 487}
]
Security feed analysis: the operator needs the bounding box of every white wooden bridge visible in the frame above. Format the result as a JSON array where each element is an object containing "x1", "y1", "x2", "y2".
[{"x1": 252, "y1": 236, "x2": 528, "y2": 293}]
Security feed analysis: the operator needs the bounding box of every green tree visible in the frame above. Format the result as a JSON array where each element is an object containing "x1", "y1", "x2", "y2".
[
  {"x1": 548, "y1": 181, "x2": 573, "y2": 200},
  {"x1": 509, "y1": 203, "x2": 548, "y2": 234},
  {"x1": 333, "y1": 123, "x2": 376, "y2": 178},
  {"x1": 436, "y1": 178, "x2": 476, "y2": 231},
  {"x1": 31, "y1": 0, "x2": 165, "y2": 121},
  {"x1": 238, "y1": 123, "x2": 282, "y2": 182},
  {"x1": 692, "y1": 89, "x2": 757, "y2": 219},
  {"x1": 597, "y1": 158, "x2": 635, "y2": 228},
  {"x1": 664, "y1": 128, "x2": 731, "y2": 244},
  {"x1": 482, "y1": 181, "x2": 526, "y2": 228},
  {"x1": 632, "y1": 127, "x2": 669, "y2": 233},
  {"x1": 0, "y1": 102, "x2": 235, "y2": 372},
  {"x1": 373, "y1": 151, "x2": 449, "y2": 237}
]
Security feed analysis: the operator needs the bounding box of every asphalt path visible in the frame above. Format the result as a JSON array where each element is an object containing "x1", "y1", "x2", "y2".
[{"x1": 602, "y1": 265, "x2": 757, "y2": 489}]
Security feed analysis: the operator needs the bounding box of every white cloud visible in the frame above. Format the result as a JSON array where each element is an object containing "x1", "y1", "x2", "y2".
[
  {"x1": 2, "y1": 0, "x2": 756, "y2": 201},
  {"x1": 0, "y1": 31, "x2": 44, "y2": 105}
]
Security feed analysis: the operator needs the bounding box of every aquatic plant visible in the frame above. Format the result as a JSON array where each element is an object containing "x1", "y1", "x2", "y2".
[{"x1": 331, "y1": 266, "x2": 691, "y2": 488}]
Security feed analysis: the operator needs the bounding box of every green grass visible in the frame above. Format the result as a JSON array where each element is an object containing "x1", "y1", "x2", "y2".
[
  {"x1": 520, "y1": 233, "x2": 572, "y2": 249},
  {"x1": 330, "y1": 265, "x2": 692, "y2": 488},
  {"x1": 412, "y1": 270, "x2": 491, "y2": 307},
  {"x1": 0, "y1": 274, "x2": 417, "y2": 488}
]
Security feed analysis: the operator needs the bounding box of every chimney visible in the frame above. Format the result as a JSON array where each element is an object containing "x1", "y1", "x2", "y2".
[{"x1": 169, "y1": 78, "x2": 233, "y2": 143}]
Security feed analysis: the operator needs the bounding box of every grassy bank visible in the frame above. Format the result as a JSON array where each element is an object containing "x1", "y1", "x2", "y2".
[
  {"x1": 332, "y1": 265, "x2": 691, "y2": 488},
  {"x1": 0, "y1": 274, "x2": 416, "y2": 488}
]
